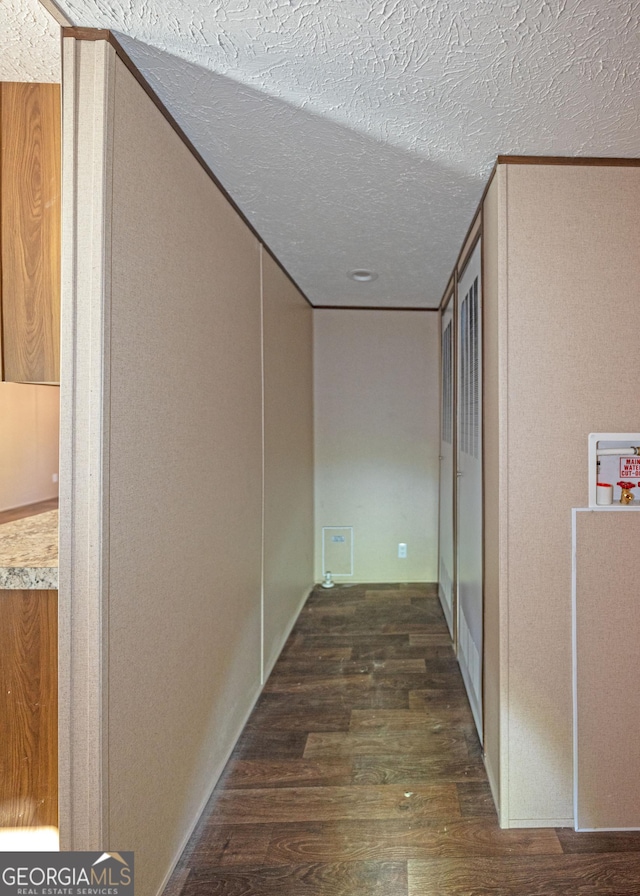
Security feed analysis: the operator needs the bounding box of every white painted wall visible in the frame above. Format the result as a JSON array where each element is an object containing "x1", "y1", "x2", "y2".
[
  {"x1": 0, "y1": 383, "x2": 59, "y2": 511},
  {"x1": 314, "y1": 309, "x2": 440, "y2": 583}
]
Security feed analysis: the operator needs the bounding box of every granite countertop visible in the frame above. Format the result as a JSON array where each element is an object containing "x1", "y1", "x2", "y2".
[{"x1": 0, "y1": 510, "x2": 58, "y2": 589}]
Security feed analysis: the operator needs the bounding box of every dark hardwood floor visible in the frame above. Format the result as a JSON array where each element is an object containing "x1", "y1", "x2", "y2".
[{"x1": 163, "y1": 583, "x2": 640, "y2": 895}]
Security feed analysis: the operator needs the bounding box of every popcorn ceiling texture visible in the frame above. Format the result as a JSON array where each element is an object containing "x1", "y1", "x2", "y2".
[
  {"x1": 44, "y1": 1, "x2": 640, "y2": 304},
  {"x1": 0, "y1": 0, "x2": 61, "y2": 81}
]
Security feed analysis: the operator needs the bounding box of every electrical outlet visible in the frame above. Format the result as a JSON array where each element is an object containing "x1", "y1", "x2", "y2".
[
  {"x1": 398, "y1": 543, "x2": 407, "y2": 559},
  {"x1": 52, "y1": 473, "x2": 58, "y2": 483}
]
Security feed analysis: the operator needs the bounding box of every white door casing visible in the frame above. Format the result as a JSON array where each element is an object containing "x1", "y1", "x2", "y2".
[
  {"x1": 456, "y1": 240, "x2": 483, "y2": 742},
  {"x1": 438, "y1": 297, "x2": 454, "y2": 637}
]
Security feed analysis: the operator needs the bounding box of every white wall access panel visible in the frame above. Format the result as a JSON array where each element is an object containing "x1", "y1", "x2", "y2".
[
  {"x1": 322, "y1": 527, "x2": 354, "y2": 577},
  {"x1": 587, "y1": 433, "x2": 640, "y2": 508}
]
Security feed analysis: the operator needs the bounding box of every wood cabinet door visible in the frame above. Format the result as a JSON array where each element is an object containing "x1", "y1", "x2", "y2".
[
  {"x1": 0, "y1": 589, "x2": 58, "y2": 829},
  {"x1": 1, "y1": 83, "x2": 61, "y2": 384}
]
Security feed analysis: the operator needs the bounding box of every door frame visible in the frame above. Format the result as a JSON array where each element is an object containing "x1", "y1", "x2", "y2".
[
  {"x1": 455, "y1": 235, "x2": 483, "y2": 742},
  {"x1": 437, "y1": 288, "x2": 456, "y2": 643}
]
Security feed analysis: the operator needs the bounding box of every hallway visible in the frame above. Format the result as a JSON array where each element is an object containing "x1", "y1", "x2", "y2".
[{"x1": 163, "y1": 584, "x2": 640, "y2": 895}]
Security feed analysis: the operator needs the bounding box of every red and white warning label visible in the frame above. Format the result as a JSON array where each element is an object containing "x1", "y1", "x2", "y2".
[{"x1": 619, "y1": 457, "x2": 640, "y2": 478}]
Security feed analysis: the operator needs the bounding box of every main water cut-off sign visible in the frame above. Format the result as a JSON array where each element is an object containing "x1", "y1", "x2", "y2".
[{"x1": 619, "y1": 457, "x2": 640, "y2": 478}]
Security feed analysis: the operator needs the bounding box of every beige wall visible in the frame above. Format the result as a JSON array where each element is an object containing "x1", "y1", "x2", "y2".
[
  {"x1": 574, "y1": 509, "x2": 640, "y2": 829},
  {"x1": 314, "y1": 309, "x2": 440, "y2": 583},
  {"x1": 107, "y1": 56, "x2": 263, "y2": 892},
  {"x1": 262, "y1": 251, "x2": 314, "y2": 678},
  {"x1": 0, "y1": 383, "x2": 59, "y2": 511},
  {"x1": 483, "y1": 162, "x2": 640, "y2": 827},
  {"x1": 60, "y1": 40, "x2": 313, "y2": 896}
]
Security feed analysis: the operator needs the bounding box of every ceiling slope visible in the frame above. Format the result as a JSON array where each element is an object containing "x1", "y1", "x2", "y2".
[{"x1": 41, "y1": 1, "x2": 640, "y2": 305}]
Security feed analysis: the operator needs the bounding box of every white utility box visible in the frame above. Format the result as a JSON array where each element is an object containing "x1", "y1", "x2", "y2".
[{"x1": 588, "y1": 433, "x2": 640, "y2": 508}]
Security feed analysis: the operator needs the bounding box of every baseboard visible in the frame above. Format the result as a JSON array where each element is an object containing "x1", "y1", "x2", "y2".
[
  {"x1": 262, "y1": 586, "x2": 312, "y2": 683},
  {"x1": 483, "y1": 748, "x2": 574, "y2": 831},
  {"x1": 506, "y1": 817, "x2": 574, "y2": 829},
  {"x1": 0, "y1": 495, "x2": 59, "y2": 516},
  {"x1": 154, "y1": 583, "x2": 316, "y2": 896},
  {"x1": 437, "y1": 582, "x2": 453, "y2": 639},
  {"x1": 484, "y1": 752, "x2": 573, "y2": 830},
  {"x1": 313, "y1": 579, "x2": 435, "y2": 586},
  {"x1": 484, "y1": 752, "x2": 500, "y2": 818},
  {"x1": 456, "y1": 644, "x2": 482, "y2": 744}
]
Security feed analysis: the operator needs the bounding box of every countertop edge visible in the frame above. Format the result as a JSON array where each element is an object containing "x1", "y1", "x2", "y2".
[{"x1": 0, "y1": 567, "x2": 59, "y2": 590}]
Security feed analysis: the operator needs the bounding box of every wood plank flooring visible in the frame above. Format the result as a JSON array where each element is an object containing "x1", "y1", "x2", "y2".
[{"x1": 163, "y1": 583, "x2": 640, "y2": 895}]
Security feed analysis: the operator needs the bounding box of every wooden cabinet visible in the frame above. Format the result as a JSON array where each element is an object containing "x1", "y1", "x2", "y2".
[
  {"x1": 1, "y1": 82, "x2": 61, "y2": 384},
  {"x1": 0, "y1": 589, "x2": 58, "y2": 829}
]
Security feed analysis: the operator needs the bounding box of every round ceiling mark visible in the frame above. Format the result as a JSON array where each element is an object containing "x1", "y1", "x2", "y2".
[{"x1": 348, "y1": 269, "x2": 378, "y2": 283}]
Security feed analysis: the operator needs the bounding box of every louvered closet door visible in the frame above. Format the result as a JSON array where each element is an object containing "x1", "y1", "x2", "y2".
[
  {"x1": 438, "y1": 297, "x2": 455, "y2": 638},
  {"x1": 456, "y1": 240, "x2": 483, "y2": 743}
]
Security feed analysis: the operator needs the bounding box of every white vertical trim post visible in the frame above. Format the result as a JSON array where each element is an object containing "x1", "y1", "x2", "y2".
[
  {"x1": 497, "y1": 165, "x2": 510, "y2": 828},
  {"x1": 571, "y1": 507, "x2": 579, "y2": 830},
  {"x1": 59, "y1": 35, "x2": 115, "y2": 850},
  {"x1": 259, "y1": 245, "x2": 265, "y2": 685}
]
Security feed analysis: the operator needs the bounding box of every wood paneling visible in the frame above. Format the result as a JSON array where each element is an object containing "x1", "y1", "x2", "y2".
[
  {"x1": 0, "y1": 589, "x2": 57, "y2": 828},
  {"x1": 1, "y1": 83, "x2": 61, "y2": 383}
]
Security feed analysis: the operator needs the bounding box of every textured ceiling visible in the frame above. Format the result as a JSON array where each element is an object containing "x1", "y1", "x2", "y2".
[
  {"x1": 32, "y1": 2, "x2": 640, "y2": 304},
  {"x1": 1, "y1": 0, "x2": 60, "y2": 81}
]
